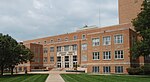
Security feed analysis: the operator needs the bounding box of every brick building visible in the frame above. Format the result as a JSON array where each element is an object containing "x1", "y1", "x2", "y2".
[{"x1": 16, "y1": 0, "x2": 149, "y2": 74}]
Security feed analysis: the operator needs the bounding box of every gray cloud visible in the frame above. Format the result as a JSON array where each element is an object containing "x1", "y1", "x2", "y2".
[{"x1": 0, "y1": 0, "x2": 118, "y2": 41}]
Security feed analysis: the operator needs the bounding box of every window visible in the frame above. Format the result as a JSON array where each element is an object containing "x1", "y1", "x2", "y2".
[
  {"x1": 50, "y1": 47, "x2": 54, "y2": 52},
  {"x1": 64, "y1": 45, "x2": 69, "y2": 51},
  {"x1": 115, "y1": 50, "x2": 124, "y2": 59},
  {"x1": 81, "y1": 43, "x2": 87, "y2": 50},
  {"x1": 115, "y1": 66, "x2": 123, "y2": 73},
  {"x1": 44, "y1": 41, "x2": 47, "y2": 44},
  {"x1": 72, "y1": 44, "x2": 77, "y2": 51},
  {"x1": 93, "y1": 52, "x2": 100, "y2": 60},
  {"x1": 103, "y1": 36, "x2": 111, "y2": 45},
  {"x1": 114, "y1": 35, "x2": 123, "y2": 44},
  {"x1": 73, "y1": 62, "x2": 77, "y2": 67},
  {"x1": 57, "y1": 63, "x2": 61, "y2": 68},
  {"x1": 50, "y1": 39, "x2": 54, "y2": 43},
  {"x1": 58, "y1": 38, "x2": 61, "y2": 42},
  {"x1": 103, "y1": 66, "x2": 111, "y2": 74},
  {"x1": 92, "y1": 38, "x2": 100, "y2": 46},
  {"x1": 73, "y1": 56, "x2": 77, "y2": 61},
  {"x1": 103, "y1": 51, "x2": 111, "y2": 60},
  {"x1": 82, "y1": 34, "x2": 86, "y2": 40},
  {"x1": 50, "y1": 56, "x2": 54, "y2": 62},
  {"x1": 65, "y1": 56, "x2": 69, "y2": 61},
  {"x1": 57, "y1": 46, "x2": 61, "y2": 52},
  {"x1": 65, "y1": 37, "x2": 68, "y2": 41},
  {"x1": 92, "y1": 66, "x2": 99, "y2": 73},
  {"x1": 43, "y1": 48, "x2": 48, "y2": 53},
  {"x1": 65, "y1": 62, "x2": 69, "y2": 68},
  {"x1": 57, "y1": 56, "x2": 61, "y2": 62},
  {"x1": 43, "y1": 57, "x2": 47, "y2": 62},
  {"x1": 74, "y1": 35, "x2": 77, "y2": 40},
  {"x1": 82, "y1": 55, "x2": 87, "y2": 61}
]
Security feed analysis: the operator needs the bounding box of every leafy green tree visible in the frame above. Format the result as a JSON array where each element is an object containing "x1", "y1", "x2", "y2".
[
  {"x1": 0, "y1": 33, "x2": 33, "y2": 76},
  {"x1": 132, "y1": 0, "x2": 150, "y2": 58}
]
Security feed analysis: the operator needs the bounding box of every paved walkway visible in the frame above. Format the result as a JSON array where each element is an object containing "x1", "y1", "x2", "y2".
[{"x1": 45, "y1": 73, "x2": 65, "y2": 82}]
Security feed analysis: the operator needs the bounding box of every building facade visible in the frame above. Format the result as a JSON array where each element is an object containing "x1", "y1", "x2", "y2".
[{"x1": 16, "y1": 0, "x2": 148, "y2": 74}]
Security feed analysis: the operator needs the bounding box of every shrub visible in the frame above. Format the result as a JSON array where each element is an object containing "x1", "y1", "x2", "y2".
[
  {"x1": 127, "y1": 67, "x2": 143, "y2": 75},
  {"x1": 141, "y1": 64, "x2": 150, "y2": 75}
]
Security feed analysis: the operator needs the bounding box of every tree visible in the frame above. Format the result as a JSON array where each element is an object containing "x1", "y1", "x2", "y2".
[
  {"x1": 131, "y1": 0, "x2": 150, "y2": 58},
  {"x1": 0, "y1": 33, "x2": 33, "y2": 76}
]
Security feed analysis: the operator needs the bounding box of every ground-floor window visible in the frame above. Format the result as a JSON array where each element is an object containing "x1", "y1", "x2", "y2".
[
  {"x1": 115, "y1": 66, "x2": 123, "y2": 73},
  {"x1": 19, "y1": 67, "x2": 22, "y2": 71},
  {"x1": 92, "y1": 66, "x2": 99, "y2": 73},
  {"x1": 57, "y1": 63, "x2": 61, "y2": 68},
  {"x1": 103, "y1": 66, "x2": 111, "y2": 74},
  {"x1": 73, "y1": 62, "x2": 77, "y2": 67},
  {"x1": 65, "y1": 62, "x2": 69, "y2": 68}
]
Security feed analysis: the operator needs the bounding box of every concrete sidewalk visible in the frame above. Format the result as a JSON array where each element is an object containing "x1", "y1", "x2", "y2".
[{"x1": 45, "y1": 73, "x2": 65, "y2": 82}]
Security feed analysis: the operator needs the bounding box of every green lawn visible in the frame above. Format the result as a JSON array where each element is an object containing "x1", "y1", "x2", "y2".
[
  {"x1": 0, "y1": 74, "x2": 48, "y2": 82},
  {"x1": 61, "y1": 74, "x2": 150, "y2": 82}
]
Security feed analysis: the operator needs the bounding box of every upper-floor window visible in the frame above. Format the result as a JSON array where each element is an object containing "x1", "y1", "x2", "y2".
[
  {"x1": 50, "y1": 47, "x2": 54, "y2": 52},
  {"x1": 103, "y1": 36, "x2": 111, "y2": 45},
  {"x1": 50, "y1": 39, "x2": 54, "y2": 43},
  {"x1": 43, "y1": 48, "x2": 48, "y2": 53},
  {"x1": 72, "y1": 44, "x2": 77, "y2": 51},
  {"x1": 103, "y1": 51, "x2": 111, "y2": 60},
  {"x1": 92, "y1": 38, "x2": 100, "y2": 46},
  {"x1": 93, "y1": 52, "x2": 100, "y2": 60},
  {"x1": 50, "y1": 56, "x2": 54, "y2": 62},
  {"x1": 115, "y1": 50, "x2": 124, "y2": 59},
  {"x1": 57, "y1": 46, "x2": 61, "y2": 52},
  {"x1": 44, "y1": 41, "x2": 47, "y2": 44},
  {"x1": 57, "y1": 56, "x2": 61, "y2": 62},
  {"x1": 64, "y1": 45, "x2": 69, "y2": 51},
  {"x1": 43, "y1": 57, "x2": 47, "y2": 62},
  {"x1": 74, "y1": 35, "x2": 78, "y2": 40},
  {"x1": 58, "y1": 38, "x2": 61, "y2": 42},
  {"x1": 65, "y1": 56, "x2": 69, "y2": 61},
  {"x1": 65, "y1": 37, "x2": 68, "y2": 41},
  {"x1": 73, "y1": 56, "x2": 77, "y2": 61},
  {"x1": 81, "y1": 43, "x2": 87, "y2": 50},
  {"x1": 114, "y1": 35, "x2": 123, "y2": 44},
  {"x1": 82, "y1": 34, "x2": 86, "y2": 40}
]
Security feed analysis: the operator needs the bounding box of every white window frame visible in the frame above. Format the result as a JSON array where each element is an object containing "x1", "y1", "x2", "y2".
[
  {"x1": 103, "y1": 66, "x2": 111, "y2": 74},
  {"x1": 114, "y1": 34, "x2": 123, "y2": 44},
  {"x1": 115, "y1": 50, "x2": 124, "y2": 59},
  {"x1": 82, "y1": 34, "x2": 86, "y2": 40},
  {"x1": 74, "y1": 35, "x2": 78, "y2": 40},
  {"x1": 93, "y1": 52, "x2": 100, "y2": 60},
  {"x1": 92, "y1": 66, "x2": 99, "y2": 73},
  {"x1": 92, "y1": 38, "x2": 100, "y2": 46},
  {"x1": 103, "y1": 36, "x2": 111, "y2": 45},
  {"x1": 81, "y1": 43, "x2": 87, "y2": 50},
  {"x1": 103, "y1": 51, "x2": 111, "y2": 60},
  {"x1": 115, "y1": 66, "x2": 123, "y2": 73}
]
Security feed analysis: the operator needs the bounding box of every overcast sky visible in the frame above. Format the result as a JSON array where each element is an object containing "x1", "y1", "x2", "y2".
[{"x1": 0, "y1": 0, "x2": 118, "y2": 41}]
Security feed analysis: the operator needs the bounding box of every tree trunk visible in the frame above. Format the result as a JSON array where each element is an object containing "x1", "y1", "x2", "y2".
[
  {"x1": 11, "y1": 66, "x2": 14, "y2": 76},
  {"x1": 0, "y1": 65, "x2": 4, "y2": 76}
]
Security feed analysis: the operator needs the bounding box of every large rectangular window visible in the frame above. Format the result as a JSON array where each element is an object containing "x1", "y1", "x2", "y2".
[
  {"x1": 64, "y1": 45, "x2": 69, "y2": 51},
  {"x1": 103, "y1": 66, "x2": 111, "y2": 74},
  {"x1": 65, "y1": 62, "x2": 69, "y2": 68},
  {"x1": 57, "y1": 63, "x2": 61, "y2": 68},
  {"x1": 114, "y1": 35, "x2": 123, "y2": 44},
  {"x1": 82, "y1": 43, "x2": 87, "y2": 50},
  {"x1": 103, "y1": 51, "x2": 111, "y2": 60},
  {"x1": 74, "y1": 35, "x2": 78, "y2": 40},
  {"x1": 92, "y1": 38, "x2": 100, "y2": 46},
  {"x1": 50, "y1": 56, "x2": 54, "y2": 62},
  {"x1": 65, "y1": 56, "x2": 69, "y2": 61},
  {"x1": 115, "y1": 50, "x2": 124, "y2": 59},
  {"x1": 57, "y1": 56, "x2": 61, "y2": 62},
  {"x1": 73, "y1": 56, "x2": 77, "y2": 61},
  {"x1": 43, "y1": 57, "x2": 47, "y2": 63},
  {"x1": 82, "y1": 34, "x2": 86, "y2": 40},
  {"x1": 57, "y1": 46, "x2": 61, "y2": 52},
  {"x1": 50, "y1": 47, "x2": 54, "y2": 52},
  {"x1": 93, "y1": 52, "x2": 100, "y2": 60},
  {"x1": 72, "y1": 44, "x2": 77, "y2": 51},
  {"x1": 103, "y1": 36, "x2": 111, "y2": 45},
  {"x1": 43, "y1": 48, "x2": 48, "y2": 53},
  {"x1": 92, "y1": 66, "x2": 99, "y2": 73},
  {"x1": 115, "y1": 66, "x2": 123, "y2": 73}
]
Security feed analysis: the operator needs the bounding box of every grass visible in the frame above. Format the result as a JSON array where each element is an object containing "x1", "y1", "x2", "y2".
[
  {"x1": 61, "y1": 74, "x2": 150, "y2": 82},
  {"x1": 0, "y1": 74, "x2": 48, "y2": 82}
]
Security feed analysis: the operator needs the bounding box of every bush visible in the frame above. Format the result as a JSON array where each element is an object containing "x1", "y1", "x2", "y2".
[{"x1": 127, "y1": 67, "x2": 143, "y2": 75}]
